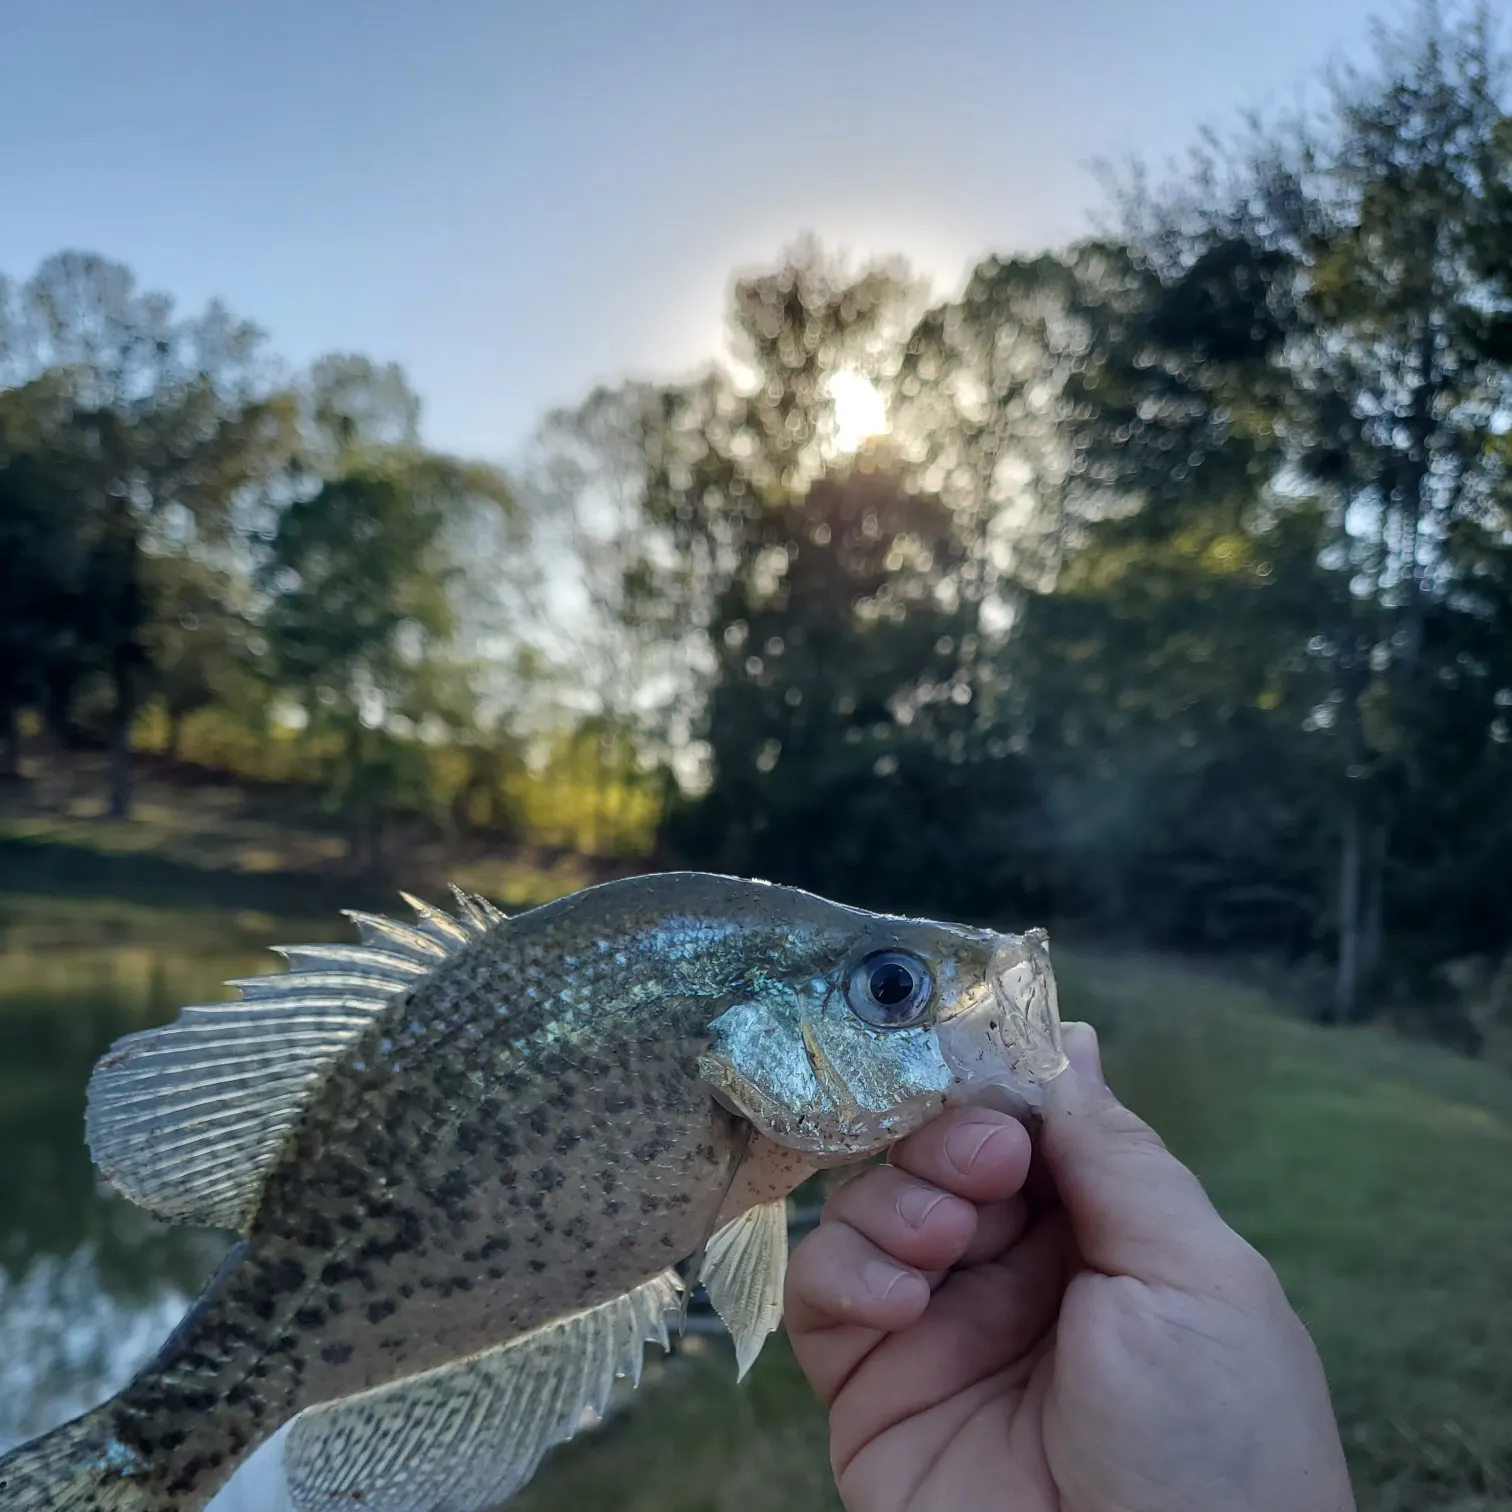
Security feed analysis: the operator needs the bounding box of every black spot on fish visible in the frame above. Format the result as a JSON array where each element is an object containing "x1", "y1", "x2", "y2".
[
  {"x1": 433, "y1": 1168, "x2": 471, "y2": 1206},
  {"x1": 528, "y1": 1258, "x2": 548, "y2": 1273},
  {"x1": 295, "y1": 1306, "x2": 325, "y2": 1329},
  {"x1": 321, "y1": 1342, "x2": 354, "y2": 1366},
  {"x1": 367, "y1": 1298, "x2": 396, "y2": 1323},
  {"x1": 299, "y1": 1213, "x2": 337, "y2": 1249}
]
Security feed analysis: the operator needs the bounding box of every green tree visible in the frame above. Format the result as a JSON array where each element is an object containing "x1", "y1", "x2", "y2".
[
  {"x1": 665, "y1": 466, "x2": 997, "y2": 910},
  {"x1": 970, "y1": 1, "x2": 1512, "y2": 1021},
  {"x1": 0, "y1": 252, "x2": 297, "y2": 815},
  {"x1": 261, "y1": 452, "x2": 515, "y2": 871}
]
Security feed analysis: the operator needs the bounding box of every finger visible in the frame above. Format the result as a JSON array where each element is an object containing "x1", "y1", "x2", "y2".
[
  {"x1": 786, "y1": 1221, "x2": 933, "y2": 1404},
  {"x1": 905, "y1": 1196, "x2": 1031, "y2": 1293},
  {"x1": 1041, "y1": 1022, "x2": 1259, "y2": 1291},
  {"x1": 959, "y1": 1194, "x2": 1029, "y2": 1265},
  {"x1": 822, "y1": 1165, "x2": 979, "y2": 1272},
  {"x1": 829, "y1": 1208, "x2": 1072, "y2": 1475},
  {"x1": 887, "y1": 1106, "x2": 1033, "y2": 1203}
]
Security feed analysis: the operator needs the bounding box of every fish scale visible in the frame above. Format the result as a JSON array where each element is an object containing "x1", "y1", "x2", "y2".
[{"x1": 0, "y1": 871, "x2": 1066, "y2": 1512}]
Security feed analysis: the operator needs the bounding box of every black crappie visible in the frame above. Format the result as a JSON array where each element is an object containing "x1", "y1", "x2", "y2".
[{"x1": 0, "y1": 871, "x2": 1066, "y2": 1511}]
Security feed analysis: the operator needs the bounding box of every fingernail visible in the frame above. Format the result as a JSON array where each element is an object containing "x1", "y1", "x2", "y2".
[
  {"x1": 945, "y1": 1119, "x2": 1005, "y2": 1176},
  {"x1": 1062, "y1": 1022, "x2": 1104, "y2": 1084},
  {"x1": 896, "y1": 1184, "x2": 946, "y2": 1230},
  {"x1": 863, "y1": 1259, "x2": 924, "y2": 1303}
]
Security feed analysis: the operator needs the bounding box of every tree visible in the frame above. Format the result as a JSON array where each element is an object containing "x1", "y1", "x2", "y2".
[
  {"x1": 0, "y1": 376, "x2": 90, "y2": 777},
  {"x1": 0, "y1": 252, "x2": 298, "y2": 815},
  {"x1": 261, "y1": 452, "x2": 515, "y2": 871},
  {"x1": 139, "y1": 553, "x2": 261, "y2": 762},
  {"x1": 665, "y1": 466, "x2": 1001, "y2": 911},
  {"x1": 969, "y1": 1, "x2": 1512, "y2": 1020}
]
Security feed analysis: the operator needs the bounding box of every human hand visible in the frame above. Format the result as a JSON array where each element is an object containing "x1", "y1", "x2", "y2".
[{"x1": 785, "y1": 1022, "x2": 1356, "y2": 1512}]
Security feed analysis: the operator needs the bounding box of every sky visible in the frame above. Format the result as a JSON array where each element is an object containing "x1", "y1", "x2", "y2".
[{"x1": 0, "y1": 0, "x2": 1417, "y2": 463}]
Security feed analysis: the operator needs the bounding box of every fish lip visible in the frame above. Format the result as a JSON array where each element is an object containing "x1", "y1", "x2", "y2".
[{"x1": 936, "y1": 931, "x2": 1067, "y2": 1114}]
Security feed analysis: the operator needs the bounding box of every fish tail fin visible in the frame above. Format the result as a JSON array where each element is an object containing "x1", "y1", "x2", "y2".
[{"x1": 0, "y1": 1405, "x2": 180, "y2": 1512}]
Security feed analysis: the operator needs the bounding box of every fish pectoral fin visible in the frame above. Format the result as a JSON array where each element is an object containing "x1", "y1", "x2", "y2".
[
  {"x1": 83, "y1": 889, "x2": 502, "y2": 1232},
  {"x1": 283, "y1": 1269, "x2": 683, "y2": 1512},
  {"x1": 699, "y1": 1198, "x2": 789, "y2": 1381}
]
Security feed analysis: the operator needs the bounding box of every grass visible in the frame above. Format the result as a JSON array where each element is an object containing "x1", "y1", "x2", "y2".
[
  {"x1": 0, "y1": 780, "x2": 1508, "y2": 1509},
  {"x1": 1058, "y1": 949, "x2": 1512, "y2": 1512},
  {"x1": 0, "y1": 753, "x2": 607, "y2": 917},
  {"x1": 508, "y1": 948, "x2": 1512, "y2": 1512}
]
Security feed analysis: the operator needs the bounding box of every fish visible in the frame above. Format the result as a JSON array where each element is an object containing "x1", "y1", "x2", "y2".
[{"x1": 0, "y1": 870, "x2": 1067, "y2": 1512}]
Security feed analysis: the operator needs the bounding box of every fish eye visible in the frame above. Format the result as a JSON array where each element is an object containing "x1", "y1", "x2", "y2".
[{"x1": 846, "y1": 950, "x2": 933, "y2": 1029}]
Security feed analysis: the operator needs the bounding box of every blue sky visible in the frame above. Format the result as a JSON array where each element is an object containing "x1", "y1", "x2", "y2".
[{"x1": 2, "y1": 0, "x2": 1404, "y2": 461}]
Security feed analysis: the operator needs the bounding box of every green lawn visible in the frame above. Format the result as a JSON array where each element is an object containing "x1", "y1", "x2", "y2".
[
  {"x1": 2, "y1": 853, "x2": 1508, "y2": 1509},
  {"x1": 514, "y1": 946, "x2": 1512, "y2": 1512}
]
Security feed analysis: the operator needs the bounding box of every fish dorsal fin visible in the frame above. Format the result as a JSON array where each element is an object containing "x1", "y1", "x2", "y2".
[
  {"x1": 282, "y1": 1270, "x2": 684, "y2": 1512},
  {"x1": 699, "y1": 1198, "x2": 789, "y2": 1380},
  {"x1": 84, "y1": 889, "x2": 501, "y2": 1232}
]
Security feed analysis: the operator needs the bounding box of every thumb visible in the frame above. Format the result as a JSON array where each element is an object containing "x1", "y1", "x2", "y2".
[{"x1": 1040, "y1": 1022, "x2": 1251, "y2": 1291}]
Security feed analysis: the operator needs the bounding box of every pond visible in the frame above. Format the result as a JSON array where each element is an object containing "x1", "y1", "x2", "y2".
[{"x1": 0, "y1": 892, "x2": 842, "y2": 1512}]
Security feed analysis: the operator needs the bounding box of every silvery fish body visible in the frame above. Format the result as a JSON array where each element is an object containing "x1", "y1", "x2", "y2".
[{"x1": 0, "y1": 871, "x2": 1066, "y2": 1512}]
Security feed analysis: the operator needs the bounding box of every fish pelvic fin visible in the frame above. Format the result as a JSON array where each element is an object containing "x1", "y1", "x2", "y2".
[
  {"x1": 85, "y1": 888, "x2": 505, "y2": 1231},
  {"x1": 283, "y1": 1270, "x2": 684, "y2": 1512},
  {"x1": 0, "y1": 1404, "x2": 184, "y2": 1512},
  {"x1": 699, "y1": 1198, "x2": 790, "y2": 1380}
]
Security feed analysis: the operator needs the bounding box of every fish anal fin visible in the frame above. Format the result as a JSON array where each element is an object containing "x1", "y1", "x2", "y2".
[
  {"x1": 700, "y1": 1198, "x2": 789, "y2": 1381},
  {"x1": 84, "y1": 892, "x2": 495, "y2": 1232},
  {"x1": 282, "y1": 1271, "x2": 684, "y2": 1512}
]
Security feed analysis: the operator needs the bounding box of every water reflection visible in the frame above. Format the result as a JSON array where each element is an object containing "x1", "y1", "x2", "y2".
[
  {"x1": 0, "y1": 894, "x2": 332, "y2": 1506},
  {"x1": 0, "y1": 893, "x2": 840, "y2": 1511}
]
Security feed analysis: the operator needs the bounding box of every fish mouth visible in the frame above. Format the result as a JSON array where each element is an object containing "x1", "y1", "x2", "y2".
[{"x1": 935, "y1": 929, "x2": 1068, "y2": 1117}]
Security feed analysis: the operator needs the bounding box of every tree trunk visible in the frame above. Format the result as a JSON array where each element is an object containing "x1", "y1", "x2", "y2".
[
  {"x1": 1359, "y1": 820, "x2": 1387, "y2": 993},
  {"x1": 1334, "y1": 793, "x2": 1363, "y2": 1024},
  {"x1": 0, "y1": 704, "x2": 20, "y2": 780},
  {"x1": 108, "y1": 661, "x2": 135, "y2": 820}
]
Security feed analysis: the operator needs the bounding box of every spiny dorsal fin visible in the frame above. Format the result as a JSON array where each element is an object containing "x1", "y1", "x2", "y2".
[
  {"x1": 84, "y1": 889, "x2": 502, "y2": 1232},
  {"x1": 283, "y1": 1270, "x2": 684, "y2": 1512},
  {"x1": 699, "y1": 1198, "x2": 789, "y2": 1380}
]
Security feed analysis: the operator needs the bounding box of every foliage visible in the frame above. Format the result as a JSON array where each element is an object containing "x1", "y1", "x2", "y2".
[{"x1": 2, "y1": 6, "x2": 1511, "y2": 1037}]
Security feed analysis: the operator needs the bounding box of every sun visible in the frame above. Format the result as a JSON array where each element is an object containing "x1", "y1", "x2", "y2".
[{"x1": 827, "y1": 370, "x2": 888, "y2": 454}]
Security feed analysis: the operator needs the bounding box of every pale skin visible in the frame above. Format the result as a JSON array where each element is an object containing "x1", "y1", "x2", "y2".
[{"x1": 785, "y1": 1022, "x2": 1357, "y2": 1512}]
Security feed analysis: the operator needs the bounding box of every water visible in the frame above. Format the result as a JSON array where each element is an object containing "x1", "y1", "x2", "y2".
[{"x1": 0, "y1": 892, "x2": 838, "y2": 1511}]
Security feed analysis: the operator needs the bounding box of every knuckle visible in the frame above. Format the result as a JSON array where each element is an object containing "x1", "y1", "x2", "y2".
[
  {"x1": 1209, "y1": 1232, "x2": 1284, "y2": 1304},
  {"x1": 1108, "y1": 1101, "x2": 1169, "y2": 1154}
]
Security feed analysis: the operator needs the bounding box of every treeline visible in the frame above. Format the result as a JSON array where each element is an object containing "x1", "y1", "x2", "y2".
[{"x1": 3, "y1": 4, "x2": 1511, "y2": 1037}]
